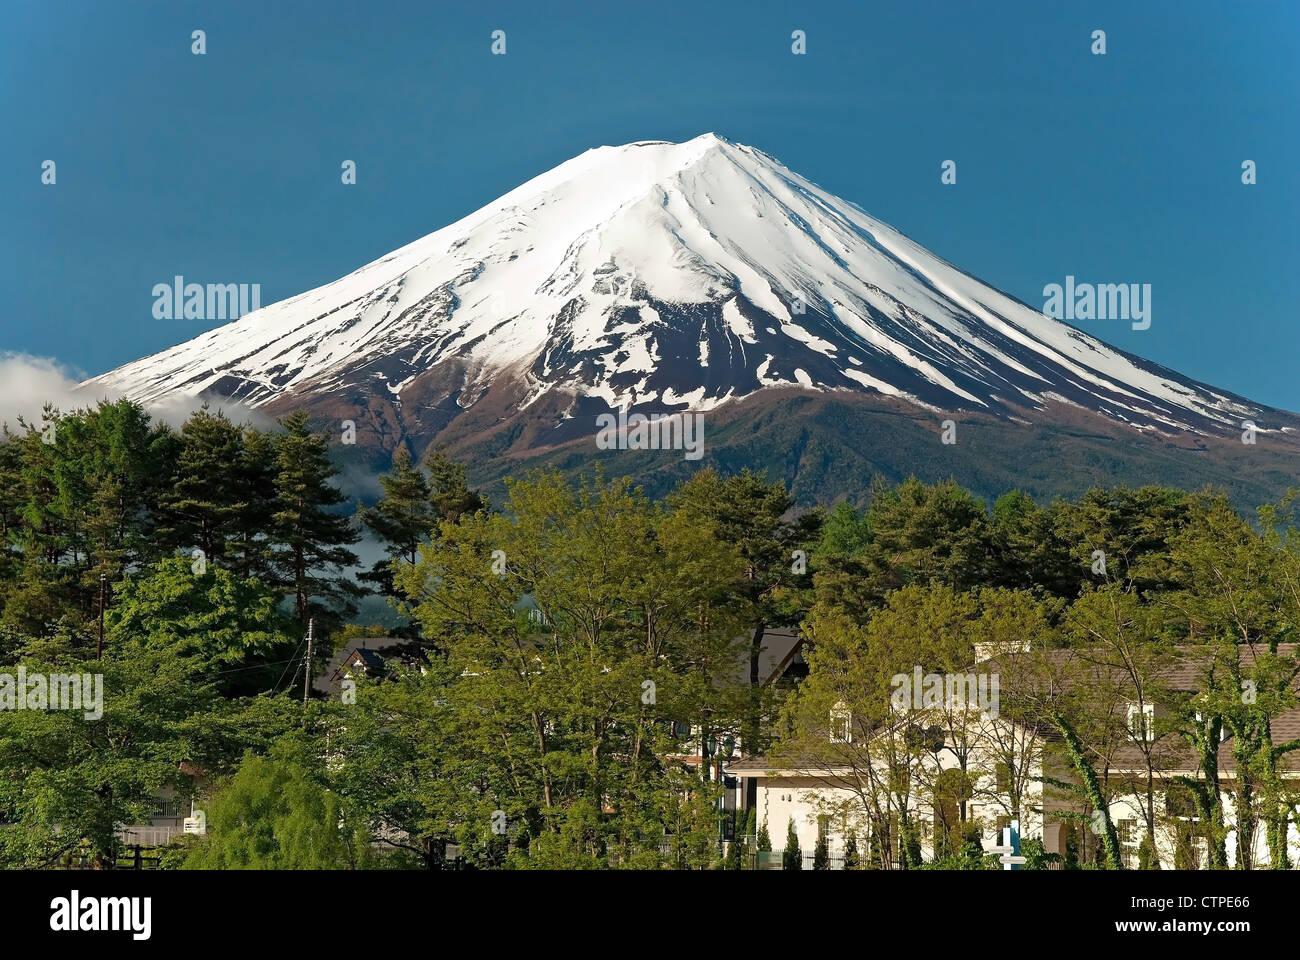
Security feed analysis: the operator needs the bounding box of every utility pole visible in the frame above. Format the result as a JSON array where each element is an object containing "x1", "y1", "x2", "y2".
[
  {"x1": 96, "y1": 574, "x2": 107, "y2": 658},
  {"x1": 302, "y1": 618, "x2": 315, "y2": 703}
]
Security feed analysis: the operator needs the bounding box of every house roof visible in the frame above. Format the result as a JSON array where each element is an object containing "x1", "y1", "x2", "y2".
[
  {"x1": 744, "y1": 627, "x2": 805, "y2": 688},
  {"x1": 336, "y1": 647, "x2": 387, "y2": 678},
  {"x1": 729, "y1": 643, "x2": 1300, "y2": 778},
  {"x1": 313, "y1": 636, "x2": 429, "y2": 696},
  {"x1": 726, "y1": 756, "x2": 791, "y2": 773},
  {"x1": 983, "y1": 643, "x2": 1300, "y2": 773}
]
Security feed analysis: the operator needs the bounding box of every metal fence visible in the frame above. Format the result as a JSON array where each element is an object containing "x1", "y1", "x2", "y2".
[
  {"x1": 748, "y1": 849, "x2": 849, "y2": 870},
  {"x1": 118, "y1": 825, "x2": 183, "y2": 846},
  {"x1": 61, "y1": 843, "x2": 166, "y2": 870}
]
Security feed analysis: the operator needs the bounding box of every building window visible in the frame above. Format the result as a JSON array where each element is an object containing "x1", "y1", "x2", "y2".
[
  {"x1": 1127, "y1": 703, "x2": 1154, "y2": 742},
  {"x1": 1116, "y1": 819, "x2": 1141, "y2": 869},
  {"x1": 830, "y1": 701, "x2": 852, "y2": 744}
]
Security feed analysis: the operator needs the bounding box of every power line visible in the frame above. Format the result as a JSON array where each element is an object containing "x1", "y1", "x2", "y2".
[{"x1": 272, "y1": 633, "x2": 310, "y2": 696}]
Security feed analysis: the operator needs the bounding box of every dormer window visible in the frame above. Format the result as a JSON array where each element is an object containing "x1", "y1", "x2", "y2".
[
  {"x1": 830, "y1": 701, "x2": 852, "y2": 744},
  {"x1": 1127, "y1": 703, "x2": 1154, "y2": 742}
]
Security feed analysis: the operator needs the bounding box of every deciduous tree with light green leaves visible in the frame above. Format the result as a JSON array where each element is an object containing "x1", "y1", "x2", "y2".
[
  {"x1": 181, "y1": 749, "x2": 371, "y2": 869},
  {"x1": 393, "y1": 468, "x2": 747, "y2": 868}
]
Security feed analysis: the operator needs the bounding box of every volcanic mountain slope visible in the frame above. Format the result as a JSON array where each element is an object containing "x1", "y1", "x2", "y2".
[{"x1": 82, "y1": 134, "x2": 1300, "y2": 505}]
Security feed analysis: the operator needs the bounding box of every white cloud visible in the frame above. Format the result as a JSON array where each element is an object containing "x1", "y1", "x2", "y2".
[
  {"x1": 0, "y1": 352, "x2": 270, "y2": 433},
  {"x1": 0, "y1": 353, "x2": 105, "y2": 431}
]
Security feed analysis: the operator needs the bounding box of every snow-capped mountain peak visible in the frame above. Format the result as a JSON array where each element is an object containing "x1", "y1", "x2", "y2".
[{"x1": 84, "y1": 134, "x2": 1261, "y2": 436}]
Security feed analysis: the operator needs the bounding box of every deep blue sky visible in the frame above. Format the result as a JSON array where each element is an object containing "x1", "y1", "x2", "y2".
[{"x1": 3, "y1": 0, "x2": 1297, "y2": 408}]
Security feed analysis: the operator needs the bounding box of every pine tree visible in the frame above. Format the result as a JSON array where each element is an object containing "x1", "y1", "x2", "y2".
[
  {"x1": 230, "y1": 425, "x2": 278, "y2": 583},
  {"x1": 813, "y1": 827, "x2": 830, "y2": 870},
  {"x1": 426, "y1": 448, "x2": 486, "y2": 524},
  {"x1": 843, "y1": 834, "x2": 860, "y2": 869},
  {"x1": 783, "y1": 819, "x2": 802, "y2": 870},
  {"x1": 0, "y1": 429, "x2": 24, "y2": 592},
  {"x1": 724, "y1": 832, "x2": 744, "y2": 870},
  {"x1": 3, "y1": 409, "x2": 76, "y2": 633},
  {"x1": 360, "y1": 448, "x2": 435, "y2": 598},
  {"x1": 862, "y1": 476, "x2": 993, "y2": 595},
  {"x1": 270, "y1": 411, "x2": 361, "y2": 628},
  {"x1": 158, "y1": 407, "x2": 248, "y2": 566},
  {"x1": 4, "y1": 402, "x2": 166, "y2": 632},
  {"x1": 76, "y1": 400, "x2": 167, "y2": 603},
  {"x1": 14, "y1": 408, "x2": 65, "y2": 567}
]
